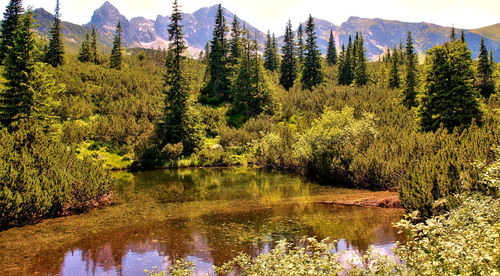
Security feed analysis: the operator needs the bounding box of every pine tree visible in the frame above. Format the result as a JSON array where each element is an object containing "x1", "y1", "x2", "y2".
[
  {"x1": 388, "y1": 46, "x2": 400, "y2": 89},
  {"x1": 264, "y1": 31, "x2": 279, "y2": 71},
  {"x1": 419, "y1": 39, "x2": 482, "y2": 132},
  {"x1": 301, "y1": 15, "x2": 323, "y2": 90},
  {"x1": 354, "y1": 32, "x2": 368, "y2": 86},
  {"x1": 78, "y1": 32, "x2": 90, "y2": 62},
  {"x1": 476, "y1": 38, "x2": 495, "y2": 99},
  {"x1": 280, "y1": 20, "x2": 298, "y2": 90},
  {"x1": 161, "y1": 0, "x2": 194, "y2": 150},
  {"x1": 202, "y1": 4, "x2": 231, "y2": 100},
  {"x1": 229, "y1": 15, "x2": 242, "y2": 63},
  {"x1": 234, "y1": 31, "x2": 273, "y2": 114},
  {"x1": 296, "y1": 24, "x2": 305, "y2": 65},
  {"x1": 402, "y1": 31, "x2": 418, "y2": 108},
  {"x1": 326, "y1": 30, "x2": 337, "y2": 66},
  {"x1": 45, "y1": 0, "x2": 64, "y2": 67},
  {"x1": 337, "y1": 44, "x2": 350, "y2": 85},
  {"x1": 460, "y1": 30, "x2": 466, "y2": 44},
  {"x1": 0, "y1": 0, "x2": 23, "y2": 63},
  {"x1": 90, "y1": 28, "x2": 98, "y2": 64},
  {"x1": 343, "y1": 35, "x2": 354, "y2": 84},
  {"x1": 0, "y1": 10, "x2": 35, "y2": 128},
  {"x1": 110, "y1": 21, "x2": 123, "y2": 69},
  {"x1": 450, "y1": 26, "x2": 456, "y2": 42}
]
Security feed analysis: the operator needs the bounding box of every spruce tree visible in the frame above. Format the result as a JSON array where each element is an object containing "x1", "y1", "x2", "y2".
[
  {"x1": 0, "y1": 10, "x2": 35, "y2": 128},
  {"x1": 161, "y1": 0, "x2": 194, "y2": 150},
  {"x1": 354, "y1": 32, "x2": 368, "y2": 86},
  {"x1": 388, "y1": 46, "x2": 400, "y2": 89},
  {"x1": 476, "y1": 38, "x2": 495, "y2": 99},
  {"x1": 344, "y1": 35, "x2": 354, "y2": 85},
  {"x1": 78, "y1": 32, "x2": 90, "y2": 62},
  {"x1": 280, "y1": 20, "x2": 298, "y2": 90},
  {"x1": 202, "y1": 4, "x2": 231, "y2": 100},
  {"x1": 296, "y1": 24, "x2": 305, "y2": 65},
  {"x1": 45, "y1": 0, "x2": 64, "y2": 67},
  {"x1": 402, "y1": 31, "x2": 418, "y2": 108},
  {"x1": 0, "y1": 0, "x2": 23, "y2": 63},
  {"x1": 419, "y1": 39, "x2": 482, "y2": 132},
  {"x1": 460, "y1": 30, "x2": 466, "y2": 43},
  {"x1": 91, "y1": 28, "x2": 98, "y2": 64},
  {"x1": 264, "y1": 31, "x2": 279, "y2": 71},
  {"x1": 301, "y1": 15, "x2": 323, "y2": 90},
  {"x1": 110, "y1": 21, "x2": 123, "y2": 69},
  {"x1": 326, "y1": 30, "x2": 337, "y2": 66},
  {"x1": 337, "y1": 44, "x2": 350, "y2": 85},
  {"x1": 234, "y1": 31, "x2": 273, "y2": 114},
  {"x1": 229, "y1": 15, "x2": 242, "y2": 63},
  {"x1": 450, "y1": 26, "x2": 456, "y2": 42}
]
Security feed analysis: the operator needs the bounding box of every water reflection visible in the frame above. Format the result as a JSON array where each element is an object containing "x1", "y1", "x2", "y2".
[{"x1": 2, "y1": 168, "x2": 404, "y2": 275}]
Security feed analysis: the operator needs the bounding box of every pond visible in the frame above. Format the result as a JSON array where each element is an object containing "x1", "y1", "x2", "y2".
[{"x1": 0, "y1": 168, "x2": 404, "y2": 275}]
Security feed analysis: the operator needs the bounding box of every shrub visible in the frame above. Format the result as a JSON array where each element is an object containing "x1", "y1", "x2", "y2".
[{"x1": 0, "y1": 123, "x2": 113, "y2": 228}]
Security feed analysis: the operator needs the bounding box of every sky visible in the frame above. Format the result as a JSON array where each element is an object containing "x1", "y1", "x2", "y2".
[{"x1": 1, "y1": 0, "x2": 499, "y2": 33}]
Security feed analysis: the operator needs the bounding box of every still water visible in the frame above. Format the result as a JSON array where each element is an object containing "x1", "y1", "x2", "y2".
[{"x1": 0, "y1": 168, "x2": 404, "y2": 275}]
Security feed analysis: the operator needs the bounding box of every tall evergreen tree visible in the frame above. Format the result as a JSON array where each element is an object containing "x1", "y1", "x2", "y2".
[
  {"x1": 280, "y1": 20, "x2": 298, "y2": 90},
  {"x1": 337, "y1": 44, "x2": 351, "y2": 85},
  {"x1": 202, "y1": 4, "x2": 231, "y2": 100},
  {"x1": 161, "y1": 0, "x2": 194, "y2": 150},
  {"x1": 450, "y1": 26, "x2": 456, "y2": 42},
  {"x1": 45, "y1": 0, "x2": 64, "y2": 67},
  {"x1": 419, "y1": 39, "x2": 482, "y2": 132},
  {"x1": 233, "y1": 31, "x2": 273, "y2": 114},
  {"x1": 354, "y1": 32, "x2": 368, "y2": 86},
  {"x1": 388, "y1": 46, "x2": 401, "y2": 89},
  {"x1": 264, "y1": 31, "x2": 280, "y2": 71},
  {"x1": 0, "y1": 10, "x2": 35, "y2": 128},
  {"x1": 301, "y1": 15, "x2": 323, "y2": 90},
  {"x1": 110, "y1": 21, "x2": 123, "y2": 69},
  {"x1": 476, "y1": 38, "x2": 495, "y2": 99},
  {"x1": 229, "y1": 15, "x2": 242, "y2": 63},
  {"x1": 78, "y1": 32, "x2": 90, "y2": 62},
  {"x1": 0, "y1": 0, "x2": 23, "y2": 63},
  {"x1": 326, "y1": 30, "x2": 337, "y2": 66},
  {"x1": 343, "y1": 35, "x2": 354, "y2": 85},
  {"x1": 460, "y1": 30, "x2": 466, "y2": 43},
  {"x1": 90, "y1": 28, "x2": 98, "y2": 64},
  {"x1": 296, "y1": 24, "x2": 305, "y2": 65},
  {"x1": 402, "y1": 31, "x2": 418, "y2": 108}
]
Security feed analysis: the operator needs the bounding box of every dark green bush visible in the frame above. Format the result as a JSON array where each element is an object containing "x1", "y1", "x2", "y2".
[{"x1": 0, "y1": 123, "x2": 113, "y2": 228}]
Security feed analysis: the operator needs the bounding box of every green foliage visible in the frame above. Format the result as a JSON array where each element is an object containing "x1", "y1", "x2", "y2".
[
  {"x1": 263, "y1": 32, "x2": 280, "y2": 72},
  {"x1": 402, "y1": 31, "x2": 418, "y2": 108},
  {"x1": 301, "y1": 15, "x2": 324, "y2": 90},
  {"x1": 45, "y1": 0, "x2": 64, "y2": 67},
  {"x1": 0, "y1": 122, "x2": 113, "y2": 228},
  {"x1": 110, "y1": 22, "x2": 123, "y2": 70},
  {"x1": 296, "y1": 24, "x2": 304, "y2": 66},
  {"x1": 388, "y1": 46, "x2": 400, "y2": 89},
  {"x1": 78, "y1": 32, "x2": 91, "y2": 63},
  {"x1": 280, "y1": 20, "x2": 298, "y2": 91},
  {"x1": 233, "y1": 32, "x2": 274, "y2": 115},
  {"x1": 476, "y1": 38, "x2": 495, "y2": 99},
  {"x1": 326, "y1": 30, "x2": 337, "y2": 66},
  {"x1": 354, "y1": 32, "x2": 368, "y2": 86},
  {"x1": 419, "y1": 40, "x2": 483, "y2": 132},
  {"x1": 294, "y1": 107, "x2": 377, "y2": 184},
  {"x1": 202, "y1": 4, "x2": 231, "y2": 101},
  {"x1": 0, "y1": 0, "x2": 23, "y2": 63}
]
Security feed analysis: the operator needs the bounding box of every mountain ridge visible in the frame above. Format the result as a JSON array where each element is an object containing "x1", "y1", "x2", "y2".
[{"x1": 32, "y1": 2, "x2": 500, "y2": 61}]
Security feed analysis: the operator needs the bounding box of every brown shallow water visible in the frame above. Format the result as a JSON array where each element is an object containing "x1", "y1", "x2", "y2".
[{"x1": 0, "y1": 168, "x2": 404, "y2": 275}]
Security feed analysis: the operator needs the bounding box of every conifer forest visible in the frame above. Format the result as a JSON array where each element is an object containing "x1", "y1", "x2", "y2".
[{"x1": 0, "y1": 0, "x2": 499, "y2": 275}]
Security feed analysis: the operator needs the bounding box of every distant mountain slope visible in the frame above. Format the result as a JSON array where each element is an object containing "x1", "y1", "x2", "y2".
[
  {"x1": 33, "y1": 2, "x2": 500, "y2": 61},
  {"x1": 470, "y1": 23, "x2": 500, "y2": 43}
]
